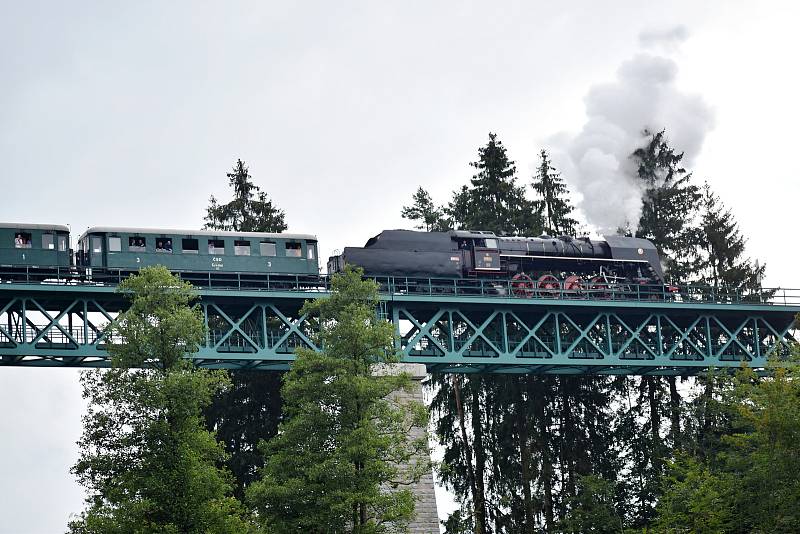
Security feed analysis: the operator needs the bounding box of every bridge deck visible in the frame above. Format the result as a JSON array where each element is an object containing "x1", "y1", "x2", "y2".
[{"x1": 0, "y1": 278, "x2": 797, "y2": 374}]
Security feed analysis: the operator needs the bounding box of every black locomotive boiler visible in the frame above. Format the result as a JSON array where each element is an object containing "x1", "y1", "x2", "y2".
[{"x1": 328, "y1": 229, "x2": 669, "y2": 297}]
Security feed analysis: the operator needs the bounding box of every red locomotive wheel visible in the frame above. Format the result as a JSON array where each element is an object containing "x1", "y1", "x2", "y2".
[
  {"x1": 537, "y1": 274, "x2": 561, "y2": 298},
  {"x1": 563, "y1": 275, "x2": 582, "y2": 295},
  {"x1": 511, "y1": 272, "x2": 535, "y2": 297},
  {"x1": 589, "y1": 276, "x2": 610, "y2": 299}
]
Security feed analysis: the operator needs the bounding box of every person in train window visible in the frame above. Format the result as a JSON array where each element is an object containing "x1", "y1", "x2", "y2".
[
  {"x1": 14, "y1": 234, "x2": 23, "y2": 247},
  {"x1": 165, "y1": 240, "x2": 172, "y2": 252}
]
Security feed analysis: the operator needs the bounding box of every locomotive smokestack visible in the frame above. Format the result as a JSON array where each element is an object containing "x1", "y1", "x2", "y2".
[{"x1": 552, "y1": 25, "x2": 714, "y2": 235}]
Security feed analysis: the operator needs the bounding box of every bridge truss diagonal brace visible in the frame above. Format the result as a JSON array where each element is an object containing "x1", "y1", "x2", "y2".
[
  {"x1": 206, "y1": 303, "x2": 262, "y2": 352},
  {"x1": 391, "y1": 303, "x2": 798, "y2": 371},
  {"x1": 662, "y1": 314, "x2": 706, "y2": 360},
  {"x1": 0, "y1": 297, "x2": 20, "y2": 346},
  {"x1": 266, "y1": 304, "x2": 317, "y2": 352},
  {"x1": 28, "y1": 299, "x2": 80, "y2": 346},
  {"x1": 609, "y1": 312, "x2": 660, "y2": 360},
  {"x1": 558, "y1": 312, "x2": 607, "y2": 358},
  {"x1": 506, "y1": 310, "x2": 558, "y2": 359}
]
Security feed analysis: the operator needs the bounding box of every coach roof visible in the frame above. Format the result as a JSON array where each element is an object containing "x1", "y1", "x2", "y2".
[
  {"x1": 80, "y1": 227, "x2": 317, "y2": 241},
  {"x1": 0, "y1": 222, "x2": 70, "y2": 232}
]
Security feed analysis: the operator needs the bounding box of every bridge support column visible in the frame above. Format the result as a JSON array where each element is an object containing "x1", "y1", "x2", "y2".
[{"x1": 385, "y1": 363, "x2": 440, "y2": 532}]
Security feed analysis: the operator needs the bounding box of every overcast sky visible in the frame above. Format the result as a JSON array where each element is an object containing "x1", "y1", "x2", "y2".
[{"x1": 1, "y1": 1, "x2": 799, "y2": 531}]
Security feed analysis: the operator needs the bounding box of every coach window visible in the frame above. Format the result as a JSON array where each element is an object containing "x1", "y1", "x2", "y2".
[
  {"x1": 484, "y1": 238, "x2": 498, "y2": 249},
  {"x1": 129, "y1": 237, "x2": 146, "y2": 252},
  {"x1": 285, "y1": 242, "x2": 302, "y2": 258},
  {"x1": 156, "y1": 238, "x2": 173, "y2": 253},
  {"x1": 208, "y1": 239, "x2": 225, "y2": 255},
  {"x1": 14, "y1": 232, "x2": 32, "y2": 248},
  {"x1": 58, "y1": 236, "x2": 67, "y2": 252},
  {"x1": 234, "y1": 240, "x2": 251, "y2": 256},
  {"x1": 182, "y1": 238, "x2": 199, "y2": 254},
  {"x1": 259, "y1": 241, "x2": 276, "y2": 256},
  {"x1": 42, "y1": 233, "x2": 55, "y2": 250},
  {"x1": 108, "y1": 237, "x2": 121, "y2": 252},
  {"x1": 91, "y1": 237, "x2": 102, "y2": 254},
  {"x1": 307, "y1": 243, "x2": 316, "y2": 260}
]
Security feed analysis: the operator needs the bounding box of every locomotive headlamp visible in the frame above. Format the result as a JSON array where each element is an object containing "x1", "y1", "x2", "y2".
[{"x1": 637, "y1": 248, "x2": 644, "y2": 255}]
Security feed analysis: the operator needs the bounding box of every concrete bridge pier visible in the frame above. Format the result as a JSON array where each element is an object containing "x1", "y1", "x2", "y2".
[{"x1": 386, "y1": 363, "x2": 440, "y2": 533}]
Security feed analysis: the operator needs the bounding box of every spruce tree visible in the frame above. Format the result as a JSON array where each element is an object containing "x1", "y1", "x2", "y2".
[
  {"x1": 654, "y1": 355, "x2": 800, "y2": 532},
  {"x1": 401, "y1": 187, "x2": 449, "y2": 231},
  {"x1": 531, "y1": 149, "x2": 578, "y2": 235},
  {"x1": 698, "y1": 182, "x2": 767, "y2": 297},
  {"x1": 203, "y1": 159, "x2": 288, "y2": 500},
  {"x1": 247, "y1": 267, "x2": 428, "y2": 531},
  {"x1": 431, "y1": 134, "x2": 553, "y2": 533},
  {"x1": 205, "y1": 159, "x2": 287, "y2": 233},
  {"x1": 633, "y1": 129, "x2": 702, "y2": 282},
  {"x1": 447, "y1": 132, "x2": 541, "y2": 236},
  {"x1": 622, "y1": 131, "x2": 703, "y2": 525}
]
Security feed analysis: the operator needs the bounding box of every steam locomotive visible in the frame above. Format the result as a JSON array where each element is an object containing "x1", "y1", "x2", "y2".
[{"x1": 327, "y1": 229, "x2": 670, "y2": 297}]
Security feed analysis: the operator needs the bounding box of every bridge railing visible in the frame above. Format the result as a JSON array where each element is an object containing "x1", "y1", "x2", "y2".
[
  {"x1": 1, "y1": 266, "x2": 798, "y2": 306},
  {"x1": 375, "y1": 277, "x2": 799, "y2": 306}
]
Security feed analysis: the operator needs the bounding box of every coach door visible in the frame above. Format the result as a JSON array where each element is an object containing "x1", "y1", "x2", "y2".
[{"x1": 89, "y1": 235, "x2": 104, "y2": 268}]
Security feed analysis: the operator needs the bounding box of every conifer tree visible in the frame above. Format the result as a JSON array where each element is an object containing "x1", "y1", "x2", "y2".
[
  {"x1": 617, "y1": 130, "x2": 702, "y2": 526},
  {"x1": 655, "y1": 354, "x2": 800, "y2": 532},
  {"x1": 697, "y1": 182, "x2": 766, "y2": 295},
  {"x1": 448, "y1": 133, "x2": 541, "y2": 236},
  {"x1": 633, "y1": 129, "x2": 702, "y2": 282},
  {"x1": 205, "y1": 159, "x2": 287, "y2": 233},
  {"x1": 203, "y1": 159, "x2": 288, "y2": 500},
  {"x1": 247, "y1": 266, "x2": 428, "y2": 531},
  {"x1": 531, "y1": 149, "x2": 578, "y2": 235},
  {"x1": 431, "y1": 134, "x2": 553, "y2": 534},
  {"x1": 401, "y1": 187, "x2": 449, "y2": 231}
]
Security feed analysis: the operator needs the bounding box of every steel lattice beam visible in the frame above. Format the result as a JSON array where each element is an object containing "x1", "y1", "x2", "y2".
[{"x1": 0, "y1": 283, "x2": 797, "y2": 374}]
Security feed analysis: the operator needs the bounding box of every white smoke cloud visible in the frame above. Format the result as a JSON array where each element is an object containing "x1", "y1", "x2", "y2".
[
  {"x1": 552, "y1": 26, "x2": 714, "y2": 234},
  {"x1": 638, "y1": 25, "x2": 689, "y2": 52}
]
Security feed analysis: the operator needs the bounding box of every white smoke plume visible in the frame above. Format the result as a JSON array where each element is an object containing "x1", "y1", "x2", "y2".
[{"x1": 553, "y1": 26, "x2": 714, "y2": 234}]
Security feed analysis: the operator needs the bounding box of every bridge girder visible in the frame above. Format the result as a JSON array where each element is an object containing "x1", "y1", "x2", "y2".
[{"x1": 0, "y1": 284, "x2": 797, "y2": 374}]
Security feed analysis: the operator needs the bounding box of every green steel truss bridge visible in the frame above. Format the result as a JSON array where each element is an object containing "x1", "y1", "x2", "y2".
[{"x1": 0, "y1": 271, "x2": 798, "y2": 375}]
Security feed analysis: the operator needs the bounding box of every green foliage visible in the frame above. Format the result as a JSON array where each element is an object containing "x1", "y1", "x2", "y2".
[
  {"x1": 203, "y1": 159, "x2": 287, "y2": 499},
  {"x1": 205, "y1": 159, "x2": 288, "y2": 233},
  {"x1": 69, "y1": 266, "x2": 250, "y2": 533},
  {"x1": 653, "y1": 456, "x2": 732, "y2": 533},
  {"x1": 633, "y1": 130, "x2": 702, "y2": 281},
  {"x1": 401, "y1": 187, "x2": 449, "y2": 231},
  {"x1": 247, "y1": 266, "x2": 429, "y2": 533},
  {"x1": 697, "y1": 182, "x2": 767, "y2": 299},
  {"x1": 203, "y1": 371, "x2": 283, "y2": 501},
  {"x1": 107, "y1": 266, "x2": 205, "y2": 369},
  {"x1": 558, "y1": 475, "x2": 625, "y2": 534},
  {"x1": 531, "y1": 149, "x2": 577, "y2": 235},
  {"x1": 654, "y1": 349, "x2": 800, "y2": 532},
  {"x1": 446, "y1": 133, "x2": 541, "y2": 236},
  {"x1": 441, "y1": 508, "x2": 475, "y2": 534}
]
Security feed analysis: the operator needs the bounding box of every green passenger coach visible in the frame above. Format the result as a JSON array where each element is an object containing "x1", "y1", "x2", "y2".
[
  {"x1": 76, "y1": 227, "x2": 319, "y2": 275},
  {"x1": 0, "y1": 223, "x2": 71, "y2": 269}
]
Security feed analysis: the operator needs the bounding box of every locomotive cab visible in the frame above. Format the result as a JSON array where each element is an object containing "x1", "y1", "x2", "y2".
[{"x1": 451, "y1": 231, "x2": 501, "y2": 275}]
